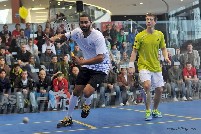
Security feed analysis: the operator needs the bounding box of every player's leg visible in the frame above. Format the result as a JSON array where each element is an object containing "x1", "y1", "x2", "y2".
[
  {"x1": 57, "y1": 85, "x2": 85, "y2": 128},
  {"x1": 81, "y1": 70, "x2": 107, "y2": 118},
  {"x1": 139, "y1": 70, "x2": 152, "y2": 121},
  {"x1": 152, "y1": 72, "x2": 164, "y2": 118}
]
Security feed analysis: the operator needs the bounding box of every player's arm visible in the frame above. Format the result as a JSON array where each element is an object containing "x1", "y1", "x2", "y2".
[
  {"x1": 129, "y1": 48, "x2": 137, "y2": 68},
  {"x1": 49, "y1": 34, "x2": 65, "y2": 42},
  {"x1": 161, "y1": 47, "x2": 171, "y2": 64},
  {"x1": 72, "y1": 54, "x2": 104, "y2": 65}
]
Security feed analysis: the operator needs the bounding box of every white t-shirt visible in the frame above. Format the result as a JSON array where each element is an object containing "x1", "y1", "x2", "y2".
[{"x1": 65, "y1": 28, "x2": 110, "y2": 74}]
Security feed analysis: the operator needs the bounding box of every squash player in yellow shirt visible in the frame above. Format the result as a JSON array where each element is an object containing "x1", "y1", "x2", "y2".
[{"x1": 129, "y1": 13, "x2": 171, "y2": 121}]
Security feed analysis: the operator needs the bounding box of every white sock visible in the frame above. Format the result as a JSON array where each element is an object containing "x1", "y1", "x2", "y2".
[
  {"x1": 84, "y1": 94, "x2": 93, "y2": 105},
  {"x1": 67, "y1": 94, "x2": 78, "y2": 117}
]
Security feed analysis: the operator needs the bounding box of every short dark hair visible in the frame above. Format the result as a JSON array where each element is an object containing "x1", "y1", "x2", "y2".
[
  {"x1": 0, "y1": 56, "x2": 4, "y2": 60},
  {"x1": 186, "y1": 62, "x2": 191, "y2": 65},
  {"x1": 146, "y1": 13, "x2": 158, "y2": 21},
  {"x1": 0, "y1": 69, "x2": 6, "y2": 74},
  {"x1": 79, "y1": 13, "x2": 92, "y2": 22}
]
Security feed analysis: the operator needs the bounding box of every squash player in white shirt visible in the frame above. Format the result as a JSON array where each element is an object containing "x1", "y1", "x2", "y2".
[{"x1": 50, "y1": 13, "x2": 110, "y2": 128}]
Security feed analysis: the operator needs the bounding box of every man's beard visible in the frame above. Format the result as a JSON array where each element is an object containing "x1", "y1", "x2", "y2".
[{"x1": 81, "y1": 26, "x2": 90, "y2": 33}]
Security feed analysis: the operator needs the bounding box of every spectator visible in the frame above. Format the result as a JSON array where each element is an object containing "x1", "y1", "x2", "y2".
[
  {"x1": 17, "y1": 44, "x2": 32, "y2": 66},
  {"x1": 0, "y1": 24, "x2": 11, "y2": 37},
  {"x1": 117, "y1": 67, "x2": 135, "y2": 105},
  {"x1": 35, "y1": 25, "x2": 45, "y2": 52},
  {"x1": 26, "y1": 38, "x2": 40, "y2": 65},
  {"x1": 183, "y1": 62, "x2": 200, "y2": 101},
  {"x1": 35, "y1": 69, "x2": 51, "y2": 100},
  {"x1": 18, "y1": 28, "x2": 29, "y2": 47},
  {"x1": 42, "y1": 39, "x2": 56, "y2": 54},
  {"x1": 14, "y1": 69, "x2": 37, "y2": 113},
  {"x1": 68, "y1": 66, "x2": 79, "y2": 94},
  {"x1": 10, "y1": 64, "x2": 22, "y2": 86},
  {"x1": 40, "y1": 46, "x2": 56, "y2": 68},
  {"x1": 59, "y1": 54, "x2": 71, "y2": 81},
  {"x1": 99, "y1": 69, "x2": 123, "y2": 107},
  {"x1": 24, "y1": 55, "x2": 40, "y2": 83},
  {"x1": 0, "y1": 56, "x2": 10, "y2": 77},
  {"x1": 24, "y1": 23, "x2": 31, "y2": 38},
  {"x1": 0, "y1": 69, "x2": 11, "y2": 98},
  {"x1": 168, "y1": 62, "x2": 186, "y2": 101},
  {"x1": 0, "y1": 46, "x2": 14, "y2": 67},
  {"x1": 12, "y1": 23, "x2": 21, "y2": 38},
  {"x1": 53, "y1": 72, "x2": 70, "y2": 106},
  {"x1": 171, "y1": 48, "x2": 182, "y2": 66},
  {"x1": 181, "y1": 42, "x2": 200, "y2": 69},
  {"x1": 46, "y1": 55, "x2": 61, "y2": 80},
  {"x1": 72, "y1": 44, "x2": 83, "y2": 57},
  {"x1": 110, "y1": 44, "x2": 121, "y2": 64}
]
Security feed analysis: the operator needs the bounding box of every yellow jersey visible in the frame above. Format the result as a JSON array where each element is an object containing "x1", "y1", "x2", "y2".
[{"x1": 133, "y1": 30, "x2": 166, "y2": 72}]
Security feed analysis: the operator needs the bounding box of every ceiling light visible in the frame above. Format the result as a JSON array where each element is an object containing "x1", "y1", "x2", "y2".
[
  {"x1": 35, "y1": 16, "x2": 47, "y2": 17},
  {"x1": 36, "y1": 19, "x2": 47, "y2": 20},
  {"x1": 0, "y1": 0, "x2": 8, "y2": 2},
  {"x1": 35, "y1": 12, "x2": 48, "y2": 14},
  {"x1": 4, "y1": 4, "x2": 6, "y2": 6},
  {"x1": 69, "y1": 6, "x2": 72, "y2": 9},
  {"x1": 181, "y1": 0, "x2": 183, "y2": 1},
  {"x1": 140, "y1": 2, "x2": 143, "y2": 4},
  {"x1": 31, "y1": 8, "x2": 46, "y2": 10}
]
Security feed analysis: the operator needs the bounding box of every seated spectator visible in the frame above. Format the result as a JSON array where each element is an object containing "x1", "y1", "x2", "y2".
[
  {"x1": 42, "y1": 39, "x2": 56, "y2": 54},
  {"x1": 59, "y1": 54, "x2": 71, "y2": 81},
  {"x1": 60, "y1": 39, "x2": 71, "y2": 55},
  {"x1": 46, "y1": 55, "x2": 61, "y2": 80},
  {"x1": 24, "y1": 55, "x2": 40, "y2": 83},
  {"x1": 72, "y1": 44, "x2": 83, "y2": 57},
  {"x1": 24, "y1": 23, "x2": 31, "y2": 39},
  {"x1": 168, "y1": 62, "x2": 186, "y2": 101},
  {"x1": 10, "y1": 64, "x2": 22, "y2": 86},
  {"x1": 0, "y1": 24, "x2": 11, "y2": 37},
  {"x1": 99, "y1": 69, "x2": 123, "y2": 107},
  {"x1": 0, "y1": 36, "x2": 6, "y2": 48},
  {"x1": 35, "y1": 69, "x2": 52, "y2": 111},
  {"x1": 16, "y1": 29, "x2": 28, "y2": 47},
  {"x1": 117, "y1": 67, "x2": 135, "y2": 105},
  {"x1": 0, "y1": 46, "x2": 14, "y2": 67},
  {"x1": 110, "y1": 44, "x2": 121, "y2": 64},
  {"x1": 53, "y1": 72, "x2": 70, "y2": 108},
  {"x1": 118, "y1": 52, "x2": 129, "y2": 71},
  {"x1": 40, "y1": 46, "x2": 56, "y2": 68},
  {"x1": 55, "y1": 40, "x2": 63, "y2": 60},
  {"x1": 36, "y1": 70, "x2": 52, "y2": 98},
  {"x1": 69, "y1": 66, "x2": 79, "y2": 94},
  {"x1": 26, "y1": 38, "x2": 40, "y2": 65},
  {"x1": 183, "y1": 62, "x2": 200, "y2": 101},
  {"x1": 0, "y1": 56, "x2": 10, "y2": 77},
  {"x1": 13, "y1": 69, "x2": 38, "y2": 113},
  {"x1": 35, "y1": 25, "x2": 45, "y2": 52},
  {"x1": 0, "y1": 69, "x2": 11, "y2": 100},
  {"x1": 12, "y1": 23, "x2": 21, "y2": 38},
  {"x1": 17, "y1": 44, "x2": 32, "y2": 67}
]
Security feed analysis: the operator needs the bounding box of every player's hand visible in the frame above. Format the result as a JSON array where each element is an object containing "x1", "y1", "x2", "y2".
[
  {"x1": 164, "y1": 57, "x2": 171, "y2": 65},
  {"x1": 72, "y1": 56, "x2": 83, "y2": 65}
]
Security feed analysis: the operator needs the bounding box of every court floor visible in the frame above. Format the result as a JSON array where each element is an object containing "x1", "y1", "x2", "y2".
[{"x1": 0, "y1": 100, "x2": 201, "y2": 134}]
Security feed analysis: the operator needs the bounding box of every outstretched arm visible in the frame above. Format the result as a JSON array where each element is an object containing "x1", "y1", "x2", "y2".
[{"x1": 49, "y1": 34, "x2": 65, "y2": 42}]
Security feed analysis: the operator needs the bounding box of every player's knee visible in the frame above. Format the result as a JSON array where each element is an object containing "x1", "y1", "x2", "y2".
[
  {"x1": 83, "y1": 90, "x2": 92, "y2": 98},
  {"x1": 143, "y1": 84, "x2": 151, "y2": 90}
]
